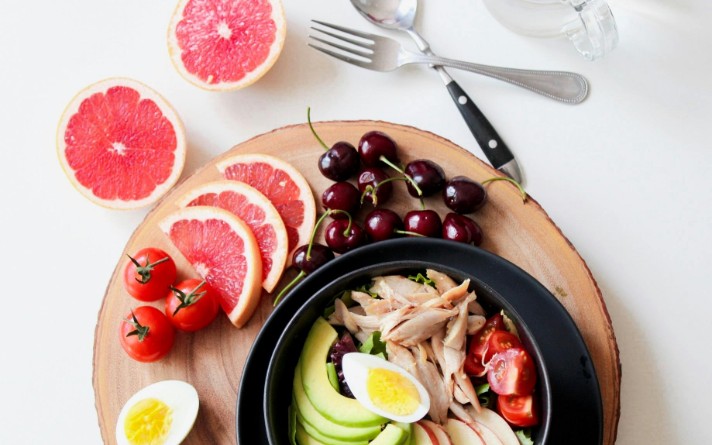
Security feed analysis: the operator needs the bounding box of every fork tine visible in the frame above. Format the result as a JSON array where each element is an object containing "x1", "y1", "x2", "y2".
[
  {"x1": 311, "y1": 20, "x2": 377, "y2": 41},
  {"x1": 307, "y1": 43, "x2": 372, "y2": 69},
  {"x1": 310, "y1": 26, "x2": 374, "y2": 51},
  {"x1": 309, "y1": 34, "x2": 373, "y2": 59}
]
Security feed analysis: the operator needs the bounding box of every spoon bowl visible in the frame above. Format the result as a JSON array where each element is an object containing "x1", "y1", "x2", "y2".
[{"x1": 350, "y1": 0, "x2": 418, "y2": 31}]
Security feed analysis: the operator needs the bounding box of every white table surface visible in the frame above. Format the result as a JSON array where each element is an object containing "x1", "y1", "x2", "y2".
[{"x1": 1, "y1": 0, "x2": 710, "y2": 443}]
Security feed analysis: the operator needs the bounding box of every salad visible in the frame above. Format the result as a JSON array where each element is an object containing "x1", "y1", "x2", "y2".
[{"x1": 289, "y1": 269, "x2": 540, "y2": 445}]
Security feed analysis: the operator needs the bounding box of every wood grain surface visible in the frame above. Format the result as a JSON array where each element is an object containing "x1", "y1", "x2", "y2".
[{"x1": 93, "y1": 121, "x2": 620, "y2": 444}]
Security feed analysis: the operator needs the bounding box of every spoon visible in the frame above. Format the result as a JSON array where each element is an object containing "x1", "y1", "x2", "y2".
[{"x1": 350, "y1": 0, "x2": 523, "y2": 183}]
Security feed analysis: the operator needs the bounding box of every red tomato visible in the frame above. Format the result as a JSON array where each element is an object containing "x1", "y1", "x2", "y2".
[
  {"x1": 487, "y1": 347, "x2": 537, "y2": 396},
  {"x1": 464, "y1": 314, "x2": 505, "y2": 376},
  {"x1": 119, "y1": 306, "x2": 175, "y2": 362},
  {"x1": 483, "y1": 330, "x2": 522, "y2": 362},
  {"x1": 123, "y1": 247, "x2": 177, "y2": 302},
  {"x1": 165, "y1": 279, "x2": 220, "y2": 332},
  {"x1": 497, "y1": 394, "x2": 540, "y2": 427}
]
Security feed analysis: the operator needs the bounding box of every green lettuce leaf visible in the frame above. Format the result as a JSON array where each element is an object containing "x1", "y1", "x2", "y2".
[
  {"x1": 515, "y1": 429, "x2": 534, "y2": 445},
  {"x1": 359, "y1": 331, "x2": 387, "y2": 357}
]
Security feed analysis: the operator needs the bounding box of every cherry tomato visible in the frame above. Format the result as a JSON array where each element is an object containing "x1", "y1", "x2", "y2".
[
  {"x1": 483, "y1": 330, "x2": 522, "y2": 362},
  {"x1": 497, "y1": 394, "x2": 540, "y2": 427},
  {"x1": 165, "y1": 279, "x2": 220, "y2": 332},
  {"x1": 123, "y1": 247, "x2": 177, "y2": 302},
  {"x1": 119, "y1": 306, "x2": 175, "y2": 362},
  {"x1": 464, "y1": 314, "x2": 505, "y2": 376},
  {"x1": 487, "y1": 347, "x2": 537, "y2": 396}
]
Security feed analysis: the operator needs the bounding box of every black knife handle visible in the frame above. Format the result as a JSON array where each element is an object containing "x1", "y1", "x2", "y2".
[{"x1": 446, "y1": 80, "x2": 514, "y2": 169}]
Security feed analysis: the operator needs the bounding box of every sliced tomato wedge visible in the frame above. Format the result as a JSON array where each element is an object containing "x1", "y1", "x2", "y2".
[
  {"x1": 487, "y1": 347, "x2": 537, "y2": 396},
  {"x1": 483, "y1": 330, "x2": 522, "y2": 362},
  {"x1": 497, "y1": 394, "x2": 540, "y2": 427},
  {"x1": 464, "y1": 313, "x2": 505, "y2": 376}
]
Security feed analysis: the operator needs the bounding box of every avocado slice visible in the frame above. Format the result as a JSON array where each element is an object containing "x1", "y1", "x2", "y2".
[
  {"x1": 293, "y1": 363, "x2": 382, "y2": 441},
  {"x1": 369, "y1": 424, "x2": 409, "y2": 445},
  {"x1": 300, "y1": 318, "x2": 386, "y2": 427},
  {"x1": 297, "y1": 416, "x2": 369, "y2": 445},
  {"x1": 295, "y1": 421, "x2": 326, "y2": 445}
]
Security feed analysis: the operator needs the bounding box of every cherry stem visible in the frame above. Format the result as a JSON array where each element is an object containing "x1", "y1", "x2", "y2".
[
  {"x1": 379, "y1": 155, "x2": 423, "y2": 197},
  {"x1": 307, "y1": 107, "x2": 329, "y2": 151},
  {"x1": 361, "y1": 176, "x2": 402, "y2": 207},
  {"x1": 274, "y1": 270, "x2": 306, "y2": 306},
  {"x1": 307, "y1": 210, "x2": 333, "y2": 260},
  {"x1": 327, "y1": 209, "x2": 353, "y2": 236},
  {"x1": 482, "y1": 177, "x2": 528, "y2": 203},
  {"x1": 394, "y1": 229, "x2": 426, "y2": 237}
]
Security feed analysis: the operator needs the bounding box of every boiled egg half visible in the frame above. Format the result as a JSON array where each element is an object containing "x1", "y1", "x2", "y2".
[
  {"x1": 115, "y1": 380, "x2": 199, "y2": 445},
  {"x1": 342, "y1": 352, "x2": 430, "y2": 423}
]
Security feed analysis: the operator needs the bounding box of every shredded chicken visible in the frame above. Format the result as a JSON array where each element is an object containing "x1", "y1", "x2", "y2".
[{"x1": 327, "y1": 271, "x2": 488, "y2": 426}]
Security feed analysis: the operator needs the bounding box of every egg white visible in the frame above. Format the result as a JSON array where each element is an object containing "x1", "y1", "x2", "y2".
[
  {"x1": 115, "y1": 380, "x2": 199, "y2": 445},
  {"x1": 342, "y1": 352, "x2": 430, "y2": 423}
]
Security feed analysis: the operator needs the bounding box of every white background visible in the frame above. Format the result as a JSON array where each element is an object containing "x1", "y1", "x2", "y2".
[{"x1": 1, "y1": 0, "x2": 710, "y2": 443}]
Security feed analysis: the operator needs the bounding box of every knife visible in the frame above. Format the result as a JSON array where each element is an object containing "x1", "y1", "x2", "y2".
[{"x1": 408, "y1": 35, "x2": 523, "y2": 183}]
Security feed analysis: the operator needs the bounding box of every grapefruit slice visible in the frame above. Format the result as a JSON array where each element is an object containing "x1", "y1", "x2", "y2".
[
  {"x1": 177, "y1": 180, "x2": 289, "y2": 293},
  {"x1": 160, "y1": 206, "x2": 262, "y2": 328},
  {"x1": 217, "y1": 153, "x2": 316, "y2": 260},
  {"x1": 56, "y1": 78, "x2": 186, "y2": 209},
  {"x1": 168, "y1": 0, "x2": 287, "y2": 91}
]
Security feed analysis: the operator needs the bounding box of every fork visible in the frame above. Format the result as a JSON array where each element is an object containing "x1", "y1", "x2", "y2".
[{"x1": 309, "y1": 20, "x2": 589, "y2": 104}]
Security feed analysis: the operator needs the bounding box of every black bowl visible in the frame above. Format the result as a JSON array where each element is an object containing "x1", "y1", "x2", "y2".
[{"x1": 237, "y1": 238, "x2": 602, "y2": 444}]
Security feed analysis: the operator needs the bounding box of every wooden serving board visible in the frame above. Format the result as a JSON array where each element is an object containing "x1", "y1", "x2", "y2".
[{"x1": 93, "y1": 121, "x2": 620, "y2": 444}]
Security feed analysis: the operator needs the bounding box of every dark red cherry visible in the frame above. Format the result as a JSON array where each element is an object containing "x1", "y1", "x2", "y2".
[
  {"x1": 461, "y1": 216, "x2": 483, "y2": 246},
  {"x1": 404, "y1": 160, "x2": 446, "y2": 197},
  {"x1": 292, "y1": 244, "x2": 335, "y2": 274},
  {"x1": 321, "y1": 182, "x2": 361, "y2": 219},
  {"x1": 364, "y1": 209, "x2": 403, "y2": 242},
  {"x1": 403, "y1": 210, "x2": 442, "y2": 237},
  {"x1": 318, "y1": 142, "x2": 360, "y2": 181},
  {"x1": 358, "y1": 131, "x2": 399, "y2": 166},
  {"x1": 443, "y1": 176, "x2": 487, "y2": 213},
  {"x1": 358, "y1": 167, "x2": 393, "y2": 206},
  {"x1": 325, "y1": 220, "x2": 367, "y2": 254}
]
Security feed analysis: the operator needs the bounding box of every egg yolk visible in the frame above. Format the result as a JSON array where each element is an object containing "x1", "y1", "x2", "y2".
[
  {"x1": 366, "y1": 368, "x2": 420, "y2": 416},
  {"x1": 124, "y1": 398, "x2": 173, "y2": 445}
]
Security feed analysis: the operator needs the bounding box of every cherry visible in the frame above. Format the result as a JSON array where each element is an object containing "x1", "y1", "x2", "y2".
[
  {"x1": 405, "y1": 160, "x2": 446, "y2": 197},
  {"x1": 292, "y1": 243, "x2": 335, "y2": 274},
  {"x1": 325, "y1": 219, "x2": 367, "y2": 253},
  {"x1": 358, "y1": 167, "x2": 393, "y2": 206},
  {"x1": 322, "y1": 182, "x2": 361, "y2": 218},
  {"x1": 442, "y1": 213, "x2": 483, "y2": 245},
  {"x1": 319, "y1": 142, "x2": 360, "y2": 181},
  {"x1": 443, "y1": 176, "x2": 487, "y2": 214},
  {"x1": 358, "y1": 131, "x2": 399, "y2": 166},
  {"x1": 364, "y1": 209, "x2": 403, "y2": 242},
  {"x1": 403, "y1": 210, "x2": 442, "y2": 237}
]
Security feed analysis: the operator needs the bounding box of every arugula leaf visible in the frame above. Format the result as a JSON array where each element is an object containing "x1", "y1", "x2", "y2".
[
  {"x1": 359, "y1": 331, "x2": 387, "y2": 358},
  {"x1": 475, "y1": 382, "x2": 493, "y2": 408},
  {"x1": 515, "y1": 429, "x2": 534, "y2": 445},
  {"x1": 407, "y1": 272, "x2": 435, "y2": 286},
  {"x1": 355, "y1": 284, "x2": 377, "y2": 297}
]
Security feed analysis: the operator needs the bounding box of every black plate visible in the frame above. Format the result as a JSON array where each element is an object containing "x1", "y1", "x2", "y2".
[{"x1": 237, "y1": 238, "x2": 602, "y2": 444}]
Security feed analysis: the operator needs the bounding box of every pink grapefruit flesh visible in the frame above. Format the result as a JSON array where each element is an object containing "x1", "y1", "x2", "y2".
[
  {"x1": 160, "y1": 206, "x2": 262, "y2": 328},
  {"x1": 178, "y1": 180, "x2": 289, "y2": 293},
  {"x1": 56, "y1": 78, "x2": 186, "y2": 209},
  {"x1": 168, "y1": 0, "x2": 287, "y2": 91},
  {"x1": 217, "y1": 153, "x2": 316, "y2": 261}
]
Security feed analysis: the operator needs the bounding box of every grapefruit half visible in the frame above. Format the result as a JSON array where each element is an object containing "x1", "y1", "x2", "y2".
[
  {"x1": 216, "y1": 153, "x2": 316, "y2": 261},
  {"x1": 177, "y1": 180, "x2": 289, "y2": 293},
  {"x1": 57, "y1": 78, "x2": 186, "y2": 209},
  {"x1": 160, "y1": 206, "x2": 262, "y2": 328},
  {"x1": 167, "y1": 0, "x2": 287, "y2": 91}
]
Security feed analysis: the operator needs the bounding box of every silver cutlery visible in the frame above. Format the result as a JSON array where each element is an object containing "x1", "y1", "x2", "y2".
[{"x1": 309, "y1": 21, "x2": 589, "y2": 105}]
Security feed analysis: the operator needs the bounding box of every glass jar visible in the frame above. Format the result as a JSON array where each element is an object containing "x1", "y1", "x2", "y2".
[{"x1": 482, "y1": 0, "x2": 619, "y2": 60}]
